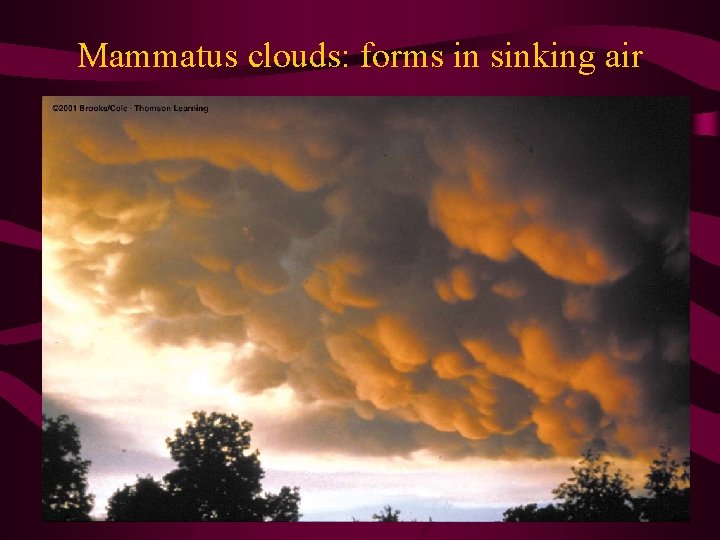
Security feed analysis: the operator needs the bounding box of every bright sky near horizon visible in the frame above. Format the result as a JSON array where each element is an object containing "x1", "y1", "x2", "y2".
[{"x1": 42, "y1": 97, "x2": 689, "y2": 520}]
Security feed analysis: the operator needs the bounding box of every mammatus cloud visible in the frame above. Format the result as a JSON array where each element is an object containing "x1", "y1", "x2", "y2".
[
  {"x1": 429, "y1": 153, "x2": 629, "y2": 286},
  {"x1": 43, "y1": 97, "x2": 689, "y2": 460}
]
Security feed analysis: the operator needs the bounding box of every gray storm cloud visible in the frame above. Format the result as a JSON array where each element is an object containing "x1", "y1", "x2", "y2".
[{"x1": 43, "y1": 97, "x2": 689, "y2": 459}]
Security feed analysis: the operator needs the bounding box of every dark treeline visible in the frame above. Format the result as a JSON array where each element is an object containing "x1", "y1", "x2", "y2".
[
  {"x1": 42, "y1": 413, "x2": 688, "y2": 522},
  {"x1": 502, "y1": 449, "x2": 690, "y2": 522},
  {"x1": 365, "y1": 449, "x2": 690, "y2": 523},
  {"x1": 106, "y1": 411, "x2": 301, "y2": 521},
  {"x1": 42, "y1": 411, "x2": 300, "y2": 521}
]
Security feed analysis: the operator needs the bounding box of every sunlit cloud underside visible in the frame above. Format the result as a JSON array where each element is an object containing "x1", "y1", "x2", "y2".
[{"x1": 42, "y1": 97, "x2": 689, "y2": 519}]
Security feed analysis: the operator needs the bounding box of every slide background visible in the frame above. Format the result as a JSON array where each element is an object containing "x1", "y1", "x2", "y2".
[{"x1": 1, "y1": 1, "x2": 718, "y2": 537}]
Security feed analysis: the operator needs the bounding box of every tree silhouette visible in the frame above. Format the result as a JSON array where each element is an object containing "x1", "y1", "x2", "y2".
[
  {"x1": 552, "y1": 450, "x2": 637, "y2": 521},
  {"x1": 503, "y1": 447, "x2": 690, "y2": 522},
  {"x1": 502, "y1": 503, "x2": 567, "y2": 522},
  {"x1": 42, "y1": 415, "x2": 94, "y2": 521},
  {"x1": 106, "y1": 411, "x2": 301, "y2": 521},
  {"x1": 263, "y1": 486, "x2": 302, "y2": 522},
  {"x1": 637, "y1": 447, "x2": 690, "y2": 521},
  {"x1": 372, "y1": 505, "x2": 401, "y2": 522},
  {"x1": 163, "y1": 411, "x2": 266, "y2": 520},
  {"x1": 106, "y1": 476, "x2": 175, "y2": 521}
]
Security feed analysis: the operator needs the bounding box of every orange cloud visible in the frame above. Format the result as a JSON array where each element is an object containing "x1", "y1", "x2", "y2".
[
  {"x1": 326, "y1": 334, "x2": 415, "y2": 411},
  {"x1": 512, "y1": 224, "x2": 626, "y2": 285},
  {"x1": 373, "y1": 314, "x2": 430, "y2": 373},
  {"x1": 435, "y1": 265, "x2": 477, "y2": 303},
  {"x1": 531, "y1": 403, "x2": 591, "y2": 456},
  {"x1": 153, "y1": 162, "x2": 202, "y2": 184},
  {"x1": 462, "y1": 322, "x2": 645, "y2": 455},
  {"x1": 429, "y1": 150, "x2": 630, "y2": 285},
  {"x1": 235, "y1": 261, "x2": 288, "y2": 296},
  {"x1": 569, "y1": 354, "x2": 639, "y2": 416},
  {"x1": 195, "y1": 277, "x2": 249, "y2": 316},
  {"x1": 429, "y1": 174, "x2": 518, "y2": 262},
  {"x1": 413, "y1": 392, "x2": 489, "y2": 440},
  {"x1": 192, "y1": 253, "x2": 233, "y2": 274},
  {"x1": 174, "y1": 186, "x2": 213, "y2": 213},
  {"x1": 303, "y1": 254, "x2": 384, "y2": 312},
  {"x1": 326, "y1": 331, "x2": 507, "y2": 441},
  {"x1": 431, "y1": 350, "x2": 476, "y2": 380}
]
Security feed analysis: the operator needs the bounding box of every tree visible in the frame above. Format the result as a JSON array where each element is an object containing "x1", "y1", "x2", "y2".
[
  {"x1": 106, "y1": 476, "x2": 175, "y2": 521},
  {"x1": 105, "y1": 411, "x2": 301, "y2": 521},
  {"x1": 42, "y1": 414, "x2": 94, "y2": 521},
  {"x1": 502, "y1": 503, "x2": 567, "y2": 522},
  {"x1": 263, "y1": 486, "x2": 302, "y2": 522},
  {"x1": 551, "y1": 450, "x2": 638, "y2": 521},
  {"x1": 163, "y1": 411, "x2": 268, "y2": 520},
  {"x1": 502, "y1": 448, "x2": 690, "y2": 522},
  {"x1": 638, "y1": 447, "x2": 690, "y2": 521},
  {"x1": 372, "y1": 505, "x2": 401, "y2": 522}
]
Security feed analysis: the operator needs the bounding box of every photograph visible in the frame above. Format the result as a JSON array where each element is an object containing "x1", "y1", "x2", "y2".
[{"x1": 42, "y1": 96, "x2": 689, "y2": 522}]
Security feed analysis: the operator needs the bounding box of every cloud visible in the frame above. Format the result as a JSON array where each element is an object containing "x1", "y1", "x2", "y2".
[
  {"x1": 428, "y1": 154, "x2": 630, "y2": 285},
  {"x1": 43, "y1": 97, "x2": 689, "y2": 460}
]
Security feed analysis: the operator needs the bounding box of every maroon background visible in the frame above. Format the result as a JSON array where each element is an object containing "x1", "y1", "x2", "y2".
[{"x1": 1, "y1": 1, "x2": 718, "y2": 538}]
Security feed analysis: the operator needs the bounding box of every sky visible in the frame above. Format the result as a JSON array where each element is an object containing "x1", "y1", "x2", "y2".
[{"x1": 42, "y1": 97, "x2": 689, "y2": 521}]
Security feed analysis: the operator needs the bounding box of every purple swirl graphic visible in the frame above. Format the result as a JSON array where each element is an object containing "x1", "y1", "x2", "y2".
[
  {"x1": 692, "y1": 361, "x2": 720, "y2": 414},
  {"x1": 690, "y1": 211, "x2": 720, "y2": 267},
  {"x1": 693, "y1": 111, "x2": 719, "y2": 136},
  {"x1": 691, "y1": 303, "x2": 720, "y2": 374},
  {"x1": 0, "y1": 220, "x2": 41, "y2": 250},
  {"x1": 0, "y1": 372, "x2": 41, "y2": 426},
  {"x1": 0, "y1": 322, "x2": 41, "y2": 345},
  {"x1": 541, "y1": 26, "x2": 720, "y2": 91},
  {"x1": 691, "y1": 405, "x2": 720, "y2": 463}
]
